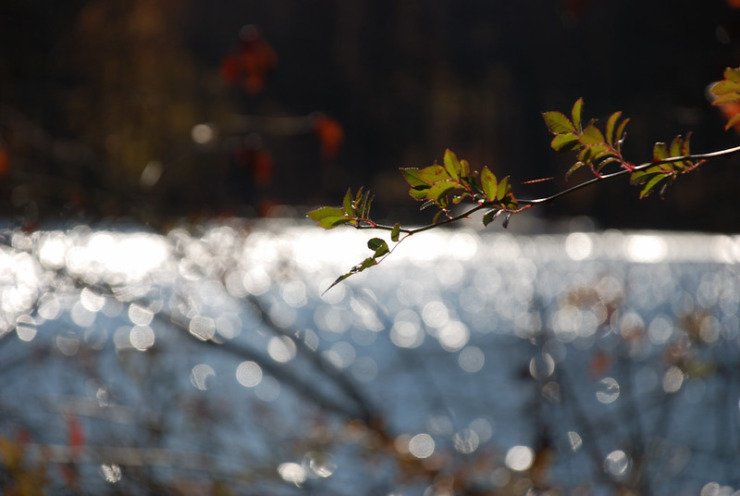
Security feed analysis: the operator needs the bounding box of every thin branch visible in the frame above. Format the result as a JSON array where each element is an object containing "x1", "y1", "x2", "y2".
[{"x1": 355, "y1": 144, "x2": 740, "y2": 235}]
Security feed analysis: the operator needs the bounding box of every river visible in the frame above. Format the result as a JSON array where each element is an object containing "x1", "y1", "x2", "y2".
[{"x1": 0, "y1": 221, "x2": 739, "y2": 495}]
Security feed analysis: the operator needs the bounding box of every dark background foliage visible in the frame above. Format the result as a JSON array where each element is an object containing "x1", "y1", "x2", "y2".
[{"x1": 1, "y1": 0, "x2": 740, "y2": 230}]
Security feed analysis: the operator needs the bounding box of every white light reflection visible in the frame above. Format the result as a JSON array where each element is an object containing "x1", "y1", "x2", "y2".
[
  {"x1": 421, "y1": 301, "x2": 450, "y2": 329},
  {"x1": 391, "y1": 310, "x2": 424, "y2": 349},
  {"x1": 596, "y1": 377, "x2": 620, "y2": 404},
  {"x1": 236, "y1": 361, "x2": 263, "y2": 388},
  {"x1": 277, "y1": 462, "x2": 306, "y2": 486},
  {"x1": 189, "y1": 316, "x2": 216, "y2": 341},
  {"x1": 604, "y1": 450, "x2": 630, "y2": 478},
  {"x1": 267, "y1": 336, "x2": 297, "y2": 363},
  {"x1": 437, "y1": 321, "x2": 469, "y2": 352},
  {"x1": 505, "y1": 445, "x2": 534, "y2": 472},
  {"x1": 303, "y1": 451, "x2": 336, "y2": 478},
  {"x1": 626, "y1": 234, "x2": 667, "y2": 263},
  {"x1": 255, "y1": 375, "x2": 280, "y2": 401},
  {"x1": 453, "y1": 428, "x2": 480, "y2": 454},
  {"x1": 565, "y1": 232, "x2": 593, "y2": 261},
  {"x1": 15, "y1": 315, "x2": 36, "y2": 342},
  {"x1": 129, "y1": 325, "x2": 155, "y2": 351},
  {"x1": 458, "y1": 346, "x2": 485, "y2": 373},
  {"x1": 99, "y1": 463, "x2": 122, "y2": 483},
  {"x1": 469, "y1": 418, "x2": 494, "y2": 442},
  {"x1": 567, "y1": 431, "x2": 583, "y2": 451},
  {"x1": 663, "y1": 366, "x2": 685, "y2": 393},
  {"x1": 190, "y1": 363, "x2": 216, "y2": 391},
  {"x1": 408, "y1": 433, "x2": 435, "y2": 459}
]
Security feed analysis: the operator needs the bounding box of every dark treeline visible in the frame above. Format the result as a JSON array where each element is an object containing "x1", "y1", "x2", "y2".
[{"x1": 1, "y1": 0, "x2": 740, "y2": 231}]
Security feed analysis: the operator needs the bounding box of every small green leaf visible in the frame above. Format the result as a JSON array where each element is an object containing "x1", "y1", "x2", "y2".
[
  {"x1": 571, "y1": 98, "x2": 584, "y2": 132},
  {"x1": 605, "y1": 111, "x2": 622, "y2": 146},
  {"x1": 443, "y1": 149, "x2": 462, "y2": 181},
  {"x1": 495, "y1": 176, "x2": 510, "y2": 201},
  {"x1": 343, "y1": 188, "x2": 353, "y2": 217},
  {"x1": 502, "y1": 212, "x2": 512, "y2": 229},
  {"x1": 367, "y1": 238, "x2": 389, "y2": 257},
  {"x1": 579, "y1": 125, "x2": 606, "y2": 146},
  {"x1": 427, "y1": 180, "x2": 458, "y2": 203},
  {"x1": 400, "y1": 168, "x2": 426, "y2": 187},
  {"x1": 391, "y1": 223, "x2": 400, "y2": 242},
  {"x1": 681, "y1": 132, "x2": 692, "y2": 157},
  {"x1": 551, "y1": 133, "x2": 581, "y2": 151},
  {"x1": 409, "y1": 185, "x2": 431, "y2": 200},
  {"x1": 417, "y1": 164, "x2": 450, "y2": 184},
  {"x1": 630, "y1": 165, "x2": 663, "y2": 184},
  {"x1": 317, "y1": 216, "x2": 351, "y2": 229},
  {"x1": 322, "y1": 257, "x2": 377, "y2": 294},
  {"x1": 307, "y1": 206, "x2": 346, "y2": 222},
  {"x1": 482, "y1": 208, "x2": 501, "y2": 227},
  {"x1": 543, "y1": 111, "x2": 576, "y2": 134},
  {"x1": 460, "y1": 159, "x2": 470, "y2": 180},
  {"x1": 480, "y1": 166, "x2": 498, "y2": 201},
  {"x1": 639, "y1": 173, "x2": 670, "y2": 199},
  {"x1": 615, "y1": 118, "x2": 630, "y2": 149},
  {"x1": 565, "y1": 161, "x2": 585, "y2": 180},
  {"x1": 652, "y1": 142, "x2": 669, "y2": 162}
]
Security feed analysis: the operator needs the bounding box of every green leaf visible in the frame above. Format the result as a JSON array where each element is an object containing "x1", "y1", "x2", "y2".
[
  {"x1": 551, "y1": 133, "x2": 581, "y2": 151},
  {"x1": 308, "y1": 206, "x2": 346, "y2": 222},
  {"x1": 367, "y1": 238, "x2": 389, "y2": 257},
  {"x1": 400, "y1": 168, "x2": 426, "y2": 187},
  {"x1": 652, "y1": 142, "x2": 669, "y2": 162},
  {"x1": 427, "y1": 180, "x2": 458, "y2": 203},
  {"x1": 417, "y1": 164, "x2": 450, "y2": 184},
  {"x1": 443, "y1": 149, "x2": 462, "y2": 181},
  {"x1": 343, "y1": 188, "x2": 353, "y2": 217},
  {"x1": 579, "y1": 125, "x2": 606, "y2": 146},
  {"x1": 480, "y1": 166, "x2": 498, "y2": 201},
  {"x1": 543, "y1": 111, "x2": 576, "y2": 134},
  {"x1": 615, "y1": 118, "x2": 630, "y2": 149},
  {"x1": 571, "y1": 98, "x2": 584, "y2": 132},
  {"x1": 565, "y1": 161, "x2": 585, "y2": 180},
  {"x1": 391, "y1": 223, "x2": 400, "y2": 242},
  {"x1": 630, "y1": 165, "x2": 663, "y2": 184},
  {"x1": 317, "y1": 216, "x2": 351, "y2": 229},
  {"x1": 669, "y1": 136, "x2": 682, "y2": 158},
  {"x1": 495, "y1": 176, "x2": 510, "y2": 201},
  {"x1": 460, "y1": 159, "x2": 470, "y2": 181},
  {"x1": 605, "y1": 111, "x2": 622, "y2": 146},
  {"x1": 639, "y1": 173, "x2": 670, "y2": 199},
  {"x1": 482, "y1": 208, "x2": 501, "y2": 227},
  {"x1": 409, "y1": 185, "x2": 430, "y2": 200},
  {"x1": 322, "y1": 257, "x2": 377, "y2": 294},
  {"x1": 502, "y1": 212, "x2": 512, "y2": 229}
]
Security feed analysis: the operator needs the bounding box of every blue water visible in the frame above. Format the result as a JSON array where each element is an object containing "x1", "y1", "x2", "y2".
[{"x1": 0, "y1": 222, "x2": 739, "y2": 495}]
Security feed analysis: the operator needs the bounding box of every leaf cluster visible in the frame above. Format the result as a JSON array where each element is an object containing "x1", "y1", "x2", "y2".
[
  {"x1": 710, "y1": 67, "x2": 740, "y2": 130},
  {"x1": 543, "y1": 98, "x2": 631, "y2": 178},
  {"x1": 307, "y1": 187, "x2": 374, "y2": 229},
  {"x1": 400, "y1": 149, "x2": 517, "y2": 226}
]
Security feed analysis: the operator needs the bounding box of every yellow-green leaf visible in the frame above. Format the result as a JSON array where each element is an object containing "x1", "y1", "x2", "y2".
[
  {"x1": 496, "y1": 176, "x2": 510, "y2": 201},
  {"x1": 571, "y1": 98, "x2": 584, "y2": 132},
  {"x1": 443, "y1": 149, "x2": 461, "y2": 181},
  {"x1": 551, "y1": 133, "x2": 581, "y2": 151},
  {"x1": 391, "y1": 223, "x2": 400, "y2": 242},
  {"x1": 605, "y1": 112, "x2": 622, "y2": 146},
  {"x1": 543, "y1": 111, "x2": 576, "y2": 135},
  {"x1": 481, "y1": 166, "x2": 498, "y2": 201}
]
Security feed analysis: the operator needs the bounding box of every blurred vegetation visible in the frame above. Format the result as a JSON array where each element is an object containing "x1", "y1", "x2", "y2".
[{"x1": 2, "y1": 0, "x2": 740, "y2": 230}]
